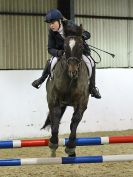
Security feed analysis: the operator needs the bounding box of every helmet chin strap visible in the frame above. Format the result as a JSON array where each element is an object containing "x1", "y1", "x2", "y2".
[{"x1": 58, "y1": 19, "x2": 62, "y2": 30}]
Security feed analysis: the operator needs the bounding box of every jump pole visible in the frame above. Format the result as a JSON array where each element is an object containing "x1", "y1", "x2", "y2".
[
  {"x1": 0, "y1": 135, "x2": 133, "y2": 149},
  {"x1": 0, "y1": 154, "x2": 133, "y2": 166}
]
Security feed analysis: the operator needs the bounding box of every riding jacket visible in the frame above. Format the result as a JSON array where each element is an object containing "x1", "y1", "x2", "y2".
[{"x1": 48, "y1": 20, "x2": 91, "y2": 57}]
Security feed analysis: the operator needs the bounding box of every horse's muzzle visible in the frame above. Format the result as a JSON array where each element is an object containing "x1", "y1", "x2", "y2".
[
  {"x1": 68, "y1": 70, "x2": 78, "y2": 79},
  {"x1": 67, "y1": 57, "x2": 80, "y2": 79}
]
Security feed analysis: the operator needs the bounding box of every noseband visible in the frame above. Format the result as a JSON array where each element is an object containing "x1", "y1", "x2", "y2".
[{"x1": 66, "y1": 57, "x2": 82, "y2": 70}]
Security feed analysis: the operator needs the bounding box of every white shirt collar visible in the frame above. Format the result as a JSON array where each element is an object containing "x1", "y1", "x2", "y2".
[{"x1": 58, "y1": 23, "x2": 64, "y2": 38}]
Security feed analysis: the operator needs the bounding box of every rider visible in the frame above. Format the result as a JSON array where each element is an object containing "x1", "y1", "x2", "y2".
[{"x1": 32, "y1": 9, "x2": 101, "y2": 99}]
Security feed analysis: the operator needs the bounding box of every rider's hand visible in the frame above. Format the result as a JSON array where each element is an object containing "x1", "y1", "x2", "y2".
[
  {"x1": 82, "y1": 31, "x2": 91, "y2": 40},
  {"x1": 57, "y1": 50, "x2": 64, "y2": 57}
]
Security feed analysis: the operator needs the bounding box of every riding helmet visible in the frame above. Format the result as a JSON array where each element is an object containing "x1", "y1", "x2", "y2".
[{"x1": 45, "y1": 9, "x2": 63, "y2": 23}]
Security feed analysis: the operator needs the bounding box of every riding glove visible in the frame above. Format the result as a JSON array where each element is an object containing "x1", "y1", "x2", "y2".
[
  {"x1": 57, "y1": 50, "x2": 64, "y2": 57},
  {"x1": 82, "y1": 31, "x2": 91, "y2": 40}
]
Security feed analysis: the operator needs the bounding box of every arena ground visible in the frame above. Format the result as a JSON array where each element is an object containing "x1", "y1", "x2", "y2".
[{"x1": 0, "y1": 129, "x2": 133, "y2": 177}]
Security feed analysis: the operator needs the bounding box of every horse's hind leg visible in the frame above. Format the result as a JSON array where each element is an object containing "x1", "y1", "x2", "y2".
[
  {"x1": 41, "y1": 106, "x2": 66, "y2": 130},
  {"x1": 41, "y1": 113, "x2": 51, "y2": 130},
  {"x1": 65, "y1": 106, "x2": 86, "y2": 157},
  {"x1": 49, "y1": 106, "x2": 66, "y2": 157}
]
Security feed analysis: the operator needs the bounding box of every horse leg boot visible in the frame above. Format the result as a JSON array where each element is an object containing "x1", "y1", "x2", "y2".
[
  {"x1": 32, "y1": 59, "x2": 51, "y2": 89},
  {"x1": 89, "y1": 65, "x2": 101, "y2": 99},
  {"x1": 65, "y1": 108, "x2": 85, "y2": 157},
  {"x1": 48, "y1": 107, "x2": 62, "y2": 157},
  {"x1": 49, "y1": 132, "x2": 59, "y2": 157}
]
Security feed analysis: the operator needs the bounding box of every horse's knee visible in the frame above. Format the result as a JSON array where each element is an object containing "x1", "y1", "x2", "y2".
[
  {"x1": 71, "y1": 113, "x2": 82, "y2": 125},
  {"x1": 72, "y1": 107, "x2": 86, "y2": 124}
]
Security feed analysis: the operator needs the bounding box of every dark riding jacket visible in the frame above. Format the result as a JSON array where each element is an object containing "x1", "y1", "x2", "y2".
[{"x1": 48, "y1": 20, "x2": 91, "y2": 57}]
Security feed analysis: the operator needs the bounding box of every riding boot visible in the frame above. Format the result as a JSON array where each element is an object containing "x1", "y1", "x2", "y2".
[
  {"x1": 89, "y1": 65, "x2": 101, "y2": 99},
  {"x1": 32, "y1": 59, "x2": 51, "y2": 89}
]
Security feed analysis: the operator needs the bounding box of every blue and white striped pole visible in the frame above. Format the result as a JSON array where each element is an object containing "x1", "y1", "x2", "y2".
[{"x1": 0, "y1": 155, "x2": 133, "y2": 166}]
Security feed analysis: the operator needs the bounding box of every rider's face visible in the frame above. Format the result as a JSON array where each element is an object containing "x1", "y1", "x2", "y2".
[{"x1": 49, "y1": 21, "x2": 60, "y2": 31}]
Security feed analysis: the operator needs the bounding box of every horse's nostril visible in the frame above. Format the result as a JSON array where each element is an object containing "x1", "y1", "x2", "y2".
[
  {"x1": 69, "y1": 70, "x2": 78, "y2": 78},
  {"x1": 69, "y1": 71, "x2": 73, "y2": 78},
  {"x1": 75, "y1": 71, "x2": 78, "y2": 75},
  {"x1": 73, "y1": 71, "x2": 77, "y2": 77}
]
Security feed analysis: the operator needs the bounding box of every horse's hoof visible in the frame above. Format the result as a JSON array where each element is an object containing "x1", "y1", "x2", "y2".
[
  {"x1": 69, "y1": 152, "x2": 76, "y2": 157},
  {"x1": 65, "y1": 147, "x2": 76, "y2": 157},
  {"x1": 50, "y1": 149, "x2": 56, "y2": 157},
  {"x1": 49, "y1": 141, "x2": 58, "y2": 157}
]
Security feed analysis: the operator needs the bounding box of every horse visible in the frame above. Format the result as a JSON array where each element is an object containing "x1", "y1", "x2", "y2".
[{"x1": 42, "y1": 24, "x2": 90, "y2": 157}]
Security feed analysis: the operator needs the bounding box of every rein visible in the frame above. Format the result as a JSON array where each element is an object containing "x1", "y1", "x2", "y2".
[{"x1": 89, "y1": 44, "x2": 115, "y2": 58}]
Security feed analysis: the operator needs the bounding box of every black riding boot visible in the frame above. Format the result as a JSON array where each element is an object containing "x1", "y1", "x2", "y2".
[
  {"x1": 32, "y1": 59, "x2": 51, "y2": 89},
  {"x1": 89, "y1": 66, "x2": 101, "y2": 99}
]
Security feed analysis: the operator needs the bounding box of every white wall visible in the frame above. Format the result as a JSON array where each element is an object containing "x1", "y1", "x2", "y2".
[{"x1": 0, "y1": 69, "x2": 133, "y2": 140}]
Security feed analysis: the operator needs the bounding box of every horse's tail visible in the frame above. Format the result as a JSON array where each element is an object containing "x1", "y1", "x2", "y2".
[
  {"x1": 41, "y1": 113, "x2": 51, "y2": 130},
  {"x1": 41, "y1": 106, "x2": 67, "y2": 130}
]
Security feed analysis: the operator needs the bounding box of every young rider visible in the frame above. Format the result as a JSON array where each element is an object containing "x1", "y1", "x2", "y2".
[{"x1": 32, "y1": 9, "x2": 101, "y2": 99}]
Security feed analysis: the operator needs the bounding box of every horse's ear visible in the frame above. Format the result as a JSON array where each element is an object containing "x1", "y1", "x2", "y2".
[
  {"x1": 64, "y1": 22, "x2": 83, "y2": 37},
  {"x1": 79, "y1": 24, "x2": 83, "y2": 35}
]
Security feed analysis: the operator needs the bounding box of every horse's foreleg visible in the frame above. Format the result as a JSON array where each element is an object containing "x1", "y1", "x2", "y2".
[
  {"x1": 65, "y1": 106, "x2": 87, "y2": 157},
  {"x1": 49, "y1": 106, "x2": 66, "y2": 157}
]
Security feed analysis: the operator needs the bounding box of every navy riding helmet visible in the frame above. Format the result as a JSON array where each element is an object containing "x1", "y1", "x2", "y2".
[{"x1": 45, "y1": 9, "x2": 63, "y2": 23}]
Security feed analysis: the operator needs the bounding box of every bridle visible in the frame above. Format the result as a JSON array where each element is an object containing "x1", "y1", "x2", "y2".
[{"x1": 63, "y1": 35, "x2": 83, "y2": 90}]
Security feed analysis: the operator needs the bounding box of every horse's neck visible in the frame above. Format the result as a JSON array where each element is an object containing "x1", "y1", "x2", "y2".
[
  {"x1": 54, "y1": 59, "x2": 89, "y2": 88},
  {"x1": 56, "y1": 57, "x2": 67, "y2": 75}
]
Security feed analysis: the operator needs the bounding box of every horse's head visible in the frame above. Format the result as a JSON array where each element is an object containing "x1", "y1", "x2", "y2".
[{"x1": 64, "y1": 24, "x2": 83, "y2": 79}]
